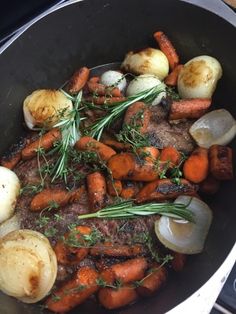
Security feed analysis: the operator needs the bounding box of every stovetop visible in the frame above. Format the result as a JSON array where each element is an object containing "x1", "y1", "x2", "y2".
[{"x1": 0, "y1": 1, "x2": 235, "y2": 313}]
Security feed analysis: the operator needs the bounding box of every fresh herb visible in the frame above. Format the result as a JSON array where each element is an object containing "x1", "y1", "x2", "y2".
[
  {"x1": 54, "y1": 213, "x2": 64, "y2": 222},
  {"x1": 36, "y1": 216, "x2": 50, "y2": 228},
  {"x1": 170, "y1": 153, "x2": 187, "y2": 185},
  {"x1": 20, "y1": 183, "x2": 44, "y2": 195},
  {"x1": 51, "y1": 294, "x2": 61, "y2": 302},
  {"x1": 86, "y1": 84, "x2": 166, "y2": 140},
  {"x1": 44, "y1": 227, "x2": 57, "y2": 237},
  {"x1": 63, "y1": 228, "x2": 103, "y2": 248},
  {"x1": 166, "y1": 86, "x2": 181, "y2": 100},
  {"x1": 78, "y1": 200, "x2": 194, "y2": 222},
  {"x1": 47, "y1": 90, "x2": 84, "y2": 182}
]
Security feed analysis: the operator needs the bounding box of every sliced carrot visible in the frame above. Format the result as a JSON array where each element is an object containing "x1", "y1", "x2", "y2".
[
  {"x1": 124, "y1": 102, "x2": 151, "y2": 133},
  {"x1": 160, "y1": 146, "x2": 181, "y2": 167},
  {"x1": 1, "y1": 151, "x2": 21, "y2": 169},
  {"x1": 87, "y1": 82, "x2": 122, "y2": 97},
  {"x1": 120, "y1": 181, "x2": 139, "y2": 199},
  {"x1": 88, "y1": 76, "x2": 100, "y2": 84},
  {"x1": 209, "y1": 145, "x2": 233, "y2": 180},
  {"x1": 171, "y1": 253, "x2": 186, "y2": 272},
  {"x1": 169, "y1": 98, "x2": 212, "y2": 120},
  {"x1": 90, "y1": 242, "x2": 144, "y2": 257},
  {"x1": 87, "y1": 172, "x2": 107, "y2": 212},
  {"x1": 30, "y1": 187, "x2": 84, "y2": 211},
  {"x1": 107, "y1": 152, "x2": 158, "y2": 182},
  {"x1": 183, "y1": 147, "x2": 209, "y2": 183},
  {"x1": 85, "y1": 96, "x2": 126, "y2": 105},
  {"x1": 136, "y1": 178, "x2": 197, "y2": 203},
  {"x1": 164, "y1": 64, "x2": 183, "y2": 86},
  {"x1": 111, "y1": 257, "x2": 148, "y2": 284},
  {"x1": 106, "y1": 179, "x2": 122, "y2": 196},
  {"x1": 137, "y1": 146, "x2": 160, "y2": 163},
  {"x1": 136, "y1": 264, "x2": 167, "y2": 297},
  {"x1": 46, "y1": 266, "x2": 98, "y2": 313},
  {"x1": 200, "y1": 174, "x2": 220, "y2": 195},
  {"x1": 21, "y1": 128, "x2": 61, "y2": 160},
  {"x1": 54, "y1": 226, "x2": 92, "y2": 265},
  {"x1": 98, "y1": 285, "x2": 138, "y2": 310},
  {"x1": 75, "y1": 136, "x2": 116, "y2": 161},
  {"x1": 153, "y1": 31, "x2": 179, "y2": 70},
  {"x1": 102, "y1": 139, "x2": 131, "y2": 151},
  {"x1": 67, "y1": 66, "x2": 90, "y2": 94}
]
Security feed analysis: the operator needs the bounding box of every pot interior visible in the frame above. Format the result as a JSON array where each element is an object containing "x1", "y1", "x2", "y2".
[{"x1": 0, "y1": 0, "x2": 235, "y2": 313}]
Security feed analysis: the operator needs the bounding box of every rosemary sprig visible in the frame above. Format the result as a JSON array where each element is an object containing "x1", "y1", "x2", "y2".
[
  {"x1": 48, "y1": 90, "x2": 84, "y2": 182},
  {"x1": 86, "y1": 83, "x2": 166, "y2": 140},
  {"x1": 78, "y1": 200, "x2": 194, "y2": 222}
]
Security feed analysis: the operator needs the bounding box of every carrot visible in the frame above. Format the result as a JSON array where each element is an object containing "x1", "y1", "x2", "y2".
[
  {"x1": 123, "y1": 102, "x2": 151, "y2": 133},
  {"x1": 30, "y1": 187, "x2": 84, "y2": 211},
  {"x1": 87, "y1": 172, "x2": 107, "y2": 212},
  {"x1": 99, "y1": 268, "x2": 116, "y2": 285},
  {"x1": 200, "y1": 174, "x2": 220, "y2": 195},
  {"x1": 85, "y1": 96, "x2": 126, "y2": 105},
  {"x1": 169, "y1": 98, "x2": 212, "y2": 120},
  {"x1": 21, "y1": 128, "x2": 61, "y2": 160},
  {"x1": 137, "y1": 146, "x2": 160, "y2": 163},
  {"x1": 90, "y1": 242, "x2": 144, "y2": 257},
  {"x1": 160, "y1": 146, "x2": 181, "y2": 166},
  {"x1": 46, "y1": 266, "x2": 98, "y2": 313},
  {"x1": 102, "y1": 139, "x2": 131, "y2": 151},
  {"x1": 87, "y1": 82, "x2": 122, "y2": 97},
  {"x1": 136, "y1": 178, "x2": 197, "y2": 203},
  {"x1": 89, "y1": 76, "x2": 100, "y2": 83},
  {"x1": 153, "y1": 31, "x2": 179, "y2": 70},
  {"x1": 75, "y1": 136, "x2": 116, "y2": 161},
  {"x1": 98, "y1": 285, "x2": 138, "y2": 310},
  {"x1": 54, "y1": 226, "x2": 92, "y2": 265},
  {"x1": 171, "y1": 253, "x2": 186, "y2": 272},
  {"x1": 106, "y1": 179, "x2": 122, "y2": 196},
  {"x1": 111, "y1": 257, "x2": 148, "y2": 284},
  {"x1": 120, "y1": 181, "x2": 139, "y2": 199},
  {"x1": 183, "y1": 147, "x2": 209, "y2": 183},
  {"x1": 67, "y1": 66, "x2": 90, "y2": 94},
  {"x1": 136, "y1": 264, "x2": 167, "y2": 297},
  {"x1": 209, "y1": 145, "x2": 233, "y2": 180},
  {"x1": 107, "y1": 152, "x2": 159, "y2": 181},
  {"x1": 164, "y1": 64, "x2": 183, "y2": 86},
  {"x1": 1, "y1": 151, "x2": 21, "y2": 169}
]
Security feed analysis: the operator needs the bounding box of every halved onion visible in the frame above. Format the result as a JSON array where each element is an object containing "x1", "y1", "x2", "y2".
[
  {"x1": 122, "y1": 48, "x2": 169, "y2": 80},
  {"x1": 0, "y1": 214, "x2": 20, "y2": 238},
  {"x1": 0, "y1": 230, "x2": 57, "y2": 303},
  {"x1": 0, "y1": 167, "x2": 20, "y2": 224},
  {"x1": 189, "y1": 109, "x2": 236, "y2": 148},
  {"x1": 23, "y1": 89, "x2": 73, "y2": 130},
  {"x1": 177, "y1": 55, "x2": 222, "y2": 99},
  {"x1": 155, "y1": 196, "x2": 212, "y2": 254},
  {"x1": 100, "y1": 70, "x2": 127, "y2": 92},
  {"x1": 126, "y1": 74, "x2": 166, "y2": 105}
]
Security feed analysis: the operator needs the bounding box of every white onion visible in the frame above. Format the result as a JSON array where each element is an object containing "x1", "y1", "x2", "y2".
[
  {"x1": 122, "y1": 48, "x2": 169, "y2": 80},
  {"x1": 178, "y1": 55, "x2": 222, "y2": 99},
  {"x1": 190, "y1": 109, "x2": 236, "y2": 148},
  {"x1": 100, "y1": 70, "x2": 127, "y2": 92},
  {"x1": 0, "y1": 214, "x2": 20, "y2": 238},
  {"x1": 23, "y1": 89, "x2": 73, "y2": 130},
  {"x1": 155, "y1": 196, "x2": 212, "y2": 254},
  {"x1": 126, "y1": 74, "x2": 166, "y2": 105},
  {"x1": 0, "y1": 167, "x2": 20, "y2": 224},
  {"x1": 0, "y1": 230, "x2": 57, "y2": 303}
]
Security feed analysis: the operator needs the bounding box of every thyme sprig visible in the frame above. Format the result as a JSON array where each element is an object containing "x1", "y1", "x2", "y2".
[
  {"x1": 78, "y1": 200, "x2": 194, "y2": 222},
  {"x1": 48, "y1": 90, "x2": 84, "y2": 182},
  {"x1": 86, "y1": 84, "x2": 166, "y2": 140}
]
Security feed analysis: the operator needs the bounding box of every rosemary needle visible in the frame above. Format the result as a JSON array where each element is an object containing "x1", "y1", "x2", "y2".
[
  {"x1": 86, "y1": 83, "x2": 166, "y2": 140},
  {"x1": 78, "y1": 200, "x2": 195, "y2": 222}
]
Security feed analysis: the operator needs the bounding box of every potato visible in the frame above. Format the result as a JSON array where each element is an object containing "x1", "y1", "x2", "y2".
[
  {"x1": 126, "y1": 74, "x2": 166, "y2": 105},
  {"x1": 23, "y1": 89, "x2": 73, "y2": 130},
  {"x1": 122, "y1": 48, "x2": 169, "y2": 80},
  {"x1": 177, "y1": 56, "x2": 222, "y2": 99},
  {"x1": 0, "y1": 167, "x2": 20, "y2": 224}
]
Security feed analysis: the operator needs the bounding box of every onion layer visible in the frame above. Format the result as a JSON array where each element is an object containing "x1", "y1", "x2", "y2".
[
  {"x1": 189, "y1": 109, "x2": 236, "y2": 148},
  {"x1": 100, "y1": 70, "x2": 127, "y2": 92},
  {"x1": 0, "y1": 230, "x2": 57, "y2": 303},
  {"x1": 155, "y1": 196, "x2": 212, "y2": 254},
  {"x1": 0, "y1": 214, "x2": 20, "y2": 238}
]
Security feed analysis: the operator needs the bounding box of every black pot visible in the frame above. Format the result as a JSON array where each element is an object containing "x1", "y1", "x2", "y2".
[{"x1": 0, "y1": 1, "x2": 236, "y2": 313}]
